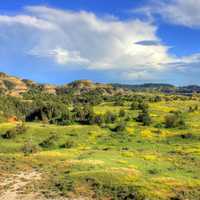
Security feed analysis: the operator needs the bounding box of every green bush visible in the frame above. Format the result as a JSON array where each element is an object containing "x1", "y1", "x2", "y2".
[
  {"x1": 130, "y1": 101, "x2": 139, "y2": 110},
  {"x1": 104, "y1": 111, "x2": 117, "y2": 124},
  {"x1": 119, "y1": 109, "x2": 126, "y2": 117},
  {"x1": 2, "y1": 124, "x2": 27, "y2": 139},
  {"x1": 2, "y1": 129, "x2": 18, "y2": 139},
  {"x1": 39, "y1": 132, "x2": 58, "y2": 148},
  {"x1": 60, "y1": 140, "x2": 75, "y2": 149},
  {"x1": 21, "y1": 141, "x2": 39, "y2": 155},
  {"x1": 136, "y1": 109, "x2": 151, "y2": 126},
  {"x1": 165, "y1": 111, "x2": 186, "y2": 129},
  {"x1": 111, "y1": 121, "x2": 126, "y2": 132},
  {"x1": 93, "y1": 115, "x2": 105, "y2": 126}
]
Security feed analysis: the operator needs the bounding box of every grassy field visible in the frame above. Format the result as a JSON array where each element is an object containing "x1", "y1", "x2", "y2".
[{"x1": 0, "y1": 99, "x2": 200, "y2": 199}]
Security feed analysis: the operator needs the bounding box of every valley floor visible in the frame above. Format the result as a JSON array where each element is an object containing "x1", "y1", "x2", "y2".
[{"x1": 0, "y1": 100, "x2": 200, "y2": 199}]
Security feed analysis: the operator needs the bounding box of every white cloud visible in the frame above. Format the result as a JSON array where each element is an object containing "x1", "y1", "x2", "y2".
[
  {"x1": 0, "y1": 5, "x2": 199, "y2": 81},
  {"x1": 170, "y1": 53, "x2": 200, "y2": 72},
  {"x1": 122, "y1": 71, "x2": 156, "y2": 81},
  {"x1": 30, "y1": 47, "x2": 90, "y2": 65},
  {"x1": 0, "y1": 15, "x2": 56, "y2": 30},
  {"x1": 137, "y1": 0, "x2": 200, "y2": 28}
]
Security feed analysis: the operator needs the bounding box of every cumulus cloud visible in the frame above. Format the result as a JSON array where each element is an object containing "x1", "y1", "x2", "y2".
[
  {"x1": 0, "y1": 15, "x2": 56, "y2": 30},
  {"x1": 0, "y1": 5, "x2": 175, "y2": 80},
  {"x1": 29, "y1": 47, "x2": 90, "y2": 65},
  {"x1": 136, "y1": 0, "x2": 200, "y2": 28},
  {"x1": 170, "y1": 53, "x2": 200, "y2": 72},
  {"x1": 0, "y1": 5, "x2": 199, "y2": 81}
]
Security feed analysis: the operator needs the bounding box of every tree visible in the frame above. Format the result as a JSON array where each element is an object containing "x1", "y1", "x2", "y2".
[
  {"x1": 130, "y1": 101, "x2": 139, "y2": 110},
  {"x1": 112, "y1": 121, "x2": 126, "y2": 132},
  {"x1": 93, "y1": 115, "x2": 104, "y2": 126},
  {"x1": 119, "y1": 109, "x2": 126, "y2": 117},
  {"x1": 114, "y1": 99, "x2": 124, "y2": 106},
  {"x1": 104, "y1": 111, "x2": 117, "y2": 124},
  {"x1": 165, "y1": 111, "x2": 186, "y2": 128},
  {"x1": 136, "y1": 108, "x2": 151, "y2": 126}
]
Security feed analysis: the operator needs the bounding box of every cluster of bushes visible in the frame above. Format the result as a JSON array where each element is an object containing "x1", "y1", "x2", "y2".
[
  {"x1": 39, "y1": 132, "x2": 58, "y2": 148},
  {"x1": 21, "y1": 140, "x2": 39, "y2": 155},
  {"x1": 1, "y1": 123, "x2": 27, "y2": 139},
  {"x1": 136, "y1": 108, "x2": 151, "y2": 126},
  {"x1": 1, "y1": 87, "x2": 192, "y2": 131},
  {"x1": 0, "y1": 87, "x2": 106, "y2": 122},
  {"x1": 165, "y1": 111, "x2": 186, "y2": 129},
  {"x1": 188, "y1": 105, "x2": 198, "y2": 112},
  {"x1": 0, "y1": 95, "x2": 32, "y2": 120},
  {"x1": 130, "y1": 99, "x2": 152, "y2": 126},
  {"x1": 85, "y1": 177, "x2": 145, "y2": 200},
  {"x1": 130, "y1": 100, "x2": 149, "y2": 111}
]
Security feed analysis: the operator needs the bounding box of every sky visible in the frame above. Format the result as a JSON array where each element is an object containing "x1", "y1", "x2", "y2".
[{"x1": 0, "y1": 0, "x2": 200, "y2": 85}]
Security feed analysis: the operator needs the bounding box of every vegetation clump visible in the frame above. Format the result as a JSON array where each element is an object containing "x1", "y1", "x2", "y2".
[
  {"x1": 165, "y1": 111, "x2": 186, "y2": 129},
  {"x1": 39, "y1": 132, "x2": 58, "y2": 148},
  {"x1": 21, "y1": 140, "x2": 39, "y2": 155},
  {"x1": 136, "y1": 107, "x2": 151, "y2": 126},
  {"x1": 1, "y1": 123, "x2": 27, "y2": 139}
]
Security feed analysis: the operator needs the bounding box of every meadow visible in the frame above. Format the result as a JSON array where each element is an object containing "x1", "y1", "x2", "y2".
[{"x1": 0, "y1": 97, "x2": 200, "y2": 199}]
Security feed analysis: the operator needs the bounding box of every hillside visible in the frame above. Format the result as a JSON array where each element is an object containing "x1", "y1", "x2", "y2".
[
  {"x1": 1, "y1": 72, "x2": 200, "y2": 98},
  {"x1": 0, "y1": 71, "x2": 200, "y2": 199},
  {"x1": 1, "y1": 96, "x2": 200, "y2": 199},
  {"x1": 0, "y1": 72, "x2": 128, "y2": 97}
]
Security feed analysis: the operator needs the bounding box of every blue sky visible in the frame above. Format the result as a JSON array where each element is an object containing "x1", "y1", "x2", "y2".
[{"x1": 0, "y1": 0, "x2": 200, "y2": 85}]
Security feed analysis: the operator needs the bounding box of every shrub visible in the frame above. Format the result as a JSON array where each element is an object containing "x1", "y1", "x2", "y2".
[
  {"x1": 114, "y1": 99, "x2": 124, "y2": 106},
  {"x1": 124, "y1": 115, "x2": 131, "y2": 121},
  {"x1": 112, "y1": 121, "x2": 126, "y2": 132},
  {"x1": 104, "y1": 111, "x2": 117, "y2": 124},
  {"x1": 2, "y1": 129, "x2": 18, "y2": 139},
  {"x1": 136, "y1": 109, "x2": 151, "y2": 126},
  {"x1": 138, "y1": 101, "x2": 149, "y2": 110},
  {"x1": 85, "y1": 178, "x2": 145, "y2": 200},
  {"x1": 119, "y1": 109, "x2": 126, "y2": 117},
  {"x1": 188, "y1": 105, "x2": 198, "y2": 112},
  {"x1": 131, "y1": 100, "x2": 149, "y2": 111},
  {"x1": 130, "y1": 101, "x2": 139, "y2": 110},
  {"x1": 15, "y1": 123, "x2": 27, "y2": 134},
  {"x1": 60, "y1": 140, "x2": 75, "y2": 149},
  {"x1": 2, "y1": 124, "x2": 27, "y2": 139},
  {"x1": 22, "y1": 141, "x2": 39, "y2": 155},
  {"x1": 154, "y1": 123, "x2": 163, "y2": 128},
  {"x1": 93, "y1": 115, "x2": 104, "y2": 126},
  {"x1": 165, "y1": 111, "x2": 186, "y2": 129},
  {"x1": 39, "y1": 132, "x2": 58, "y2": 148},
  {"x1": 154, "y1": 96, "x2": 162, "y2": 102}
]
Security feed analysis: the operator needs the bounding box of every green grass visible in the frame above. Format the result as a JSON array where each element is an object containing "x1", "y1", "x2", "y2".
[{"x1": 0, "y1": 99, "x2": 200, "y2": 199}]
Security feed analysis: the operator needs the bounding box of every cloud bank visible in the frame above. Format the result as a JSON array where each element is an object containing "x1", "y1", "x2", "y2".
[
  {"x1": 0, "y1": 4, "x2": 199, "y2": 82},
  {"x1": 137, "y1": 0, "x2": 200, "y2": 28}
]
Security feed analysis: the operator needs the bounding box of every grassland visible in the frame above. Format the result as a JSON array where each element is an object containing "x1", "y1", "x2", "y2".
[{"x1": 0, "y1": 99, "x2": 200, "y2": 199}]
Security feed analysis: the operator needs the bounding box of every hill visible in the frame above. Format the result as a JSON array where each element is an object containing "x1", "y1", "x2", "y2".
[
  {"x1": 1, "y1": 72, "x2": 200, "y2": 97},
  {"x1": 0, "y1": 72, "x2": 128, "y2": 97}
]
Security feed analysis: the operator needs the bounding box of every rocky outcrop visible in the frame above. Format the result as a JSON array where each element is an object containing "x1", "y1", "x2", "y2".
[
  {"x1": 0, "y1": 72, "x2": 129, "y2": 97},
  {"x1": 0, "y1": 73, "x2": 28, "y2": 96},
  {"x1": 40, "y1": 84, "x2": 57, "y2": 94}
]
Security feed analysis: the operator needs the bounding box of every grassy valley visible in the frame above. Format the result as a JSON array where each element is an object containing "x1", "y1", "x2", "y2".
[{"x1": 0, "y1": 73, "x2": 200, "y2": 199}]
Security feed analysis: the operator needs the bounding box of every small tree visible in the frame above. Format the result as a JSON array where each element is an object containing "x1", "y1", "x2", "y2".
[
  {"x1": 119, "y1": 109, "x2": 126, "y2": 117},
  {"x1": 93, "y1": 114, "x2": 104, "y2": 126},
  {"x1": 165, "y1": 111, "x2": 186, "y2": 129},
  {"x1": 22, "y1": 140, "x2": 39, "y2": 155},
  {"x1": 138, "y1": 101, "x2": 149, "y2": 110},
  {"x1": 130, "y1": 101, "x2": 139, "y2": 110},
  {"x1": 114, "y1": 99, "x2": 124, "y2": 106},
  {"x1": 39, "y1": 132, "x2": 58, "y2": 148},
  {"x1": 112, "y1": 121, "x2": 126, "y2": 132},
  {"x1": 136, "y1": 109, "x2": 151, "y2": 126},
  {"x1": 104, "y1": 111, "x2": 117, "y2": 124}
]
